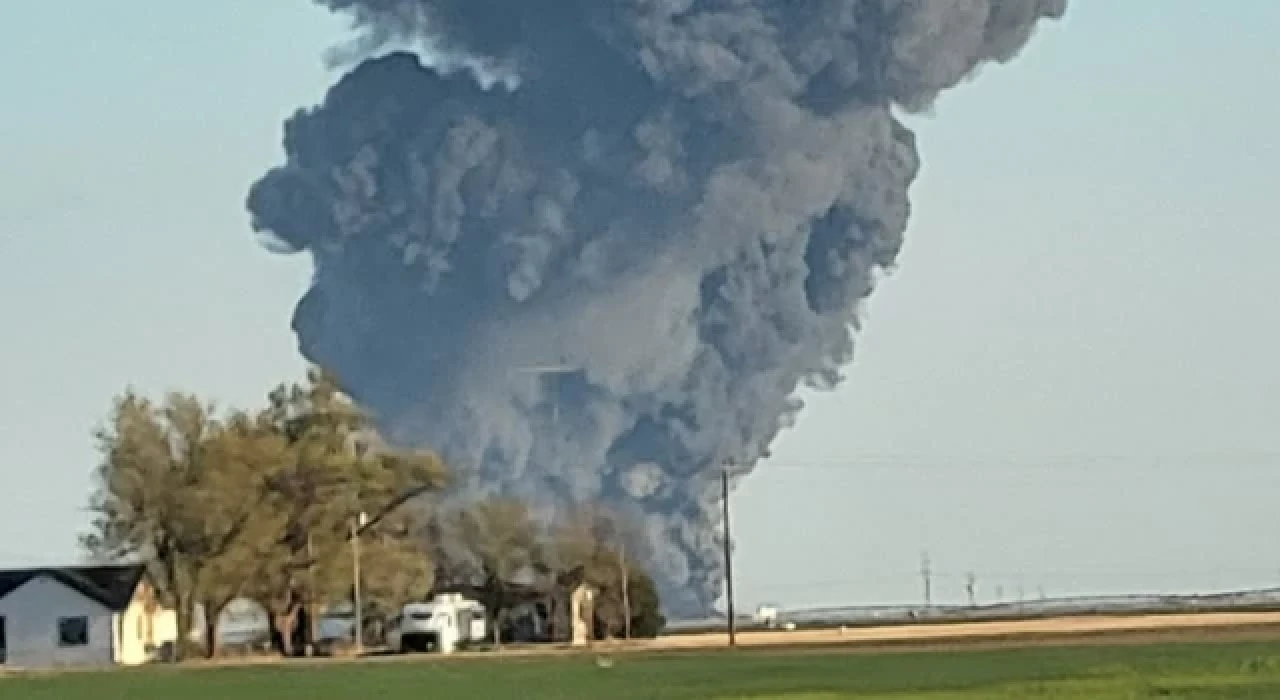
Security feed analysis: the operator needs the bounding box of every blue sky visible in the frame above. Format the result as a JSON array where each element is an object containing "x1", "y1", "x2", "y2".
[{"x1": 2, "y1": 2, "x2": 1277, "y2": 610}]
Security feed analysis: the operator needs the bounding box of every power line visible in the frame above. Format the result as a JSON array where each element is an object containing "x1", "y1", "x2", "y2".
[
  {"x1": 721, "y1": 456, "x2": 1280, "y2": 483},
  {"x1": 760, "y1": 451, "x2": 1280, "y2": 464},
  {"x1": 755, "y1": 454, "x2": 1280, "y2": 472},
  {"x1": 744, "y1": 567, "x2": 1280, "y2": 593}
]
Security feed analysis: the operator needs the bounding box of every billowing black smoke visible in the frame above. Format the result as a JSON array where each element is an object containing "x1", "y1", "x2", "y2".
[{"x1": 248, "y1": 0, "x2": 1067, "y2": 617}]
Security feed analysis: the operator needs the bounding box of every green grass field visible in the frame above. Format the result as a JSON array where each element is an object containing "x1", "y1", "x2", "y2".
[{"x1": 5, "y1": 640, "x2": 1280, "y2": 699}]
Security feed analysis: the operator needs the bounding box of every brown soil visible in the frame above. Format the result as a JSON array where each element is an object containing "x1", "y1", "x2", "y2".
[{"x1": 624, "y1": 611, "x2": 1280, "y2": 653}]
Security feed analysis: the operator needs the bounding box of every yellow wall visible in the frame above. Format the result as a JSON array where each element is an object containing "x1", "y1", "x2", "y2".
[{"x1": 113, "y1": 580, "x2": 178, "y2": 666}]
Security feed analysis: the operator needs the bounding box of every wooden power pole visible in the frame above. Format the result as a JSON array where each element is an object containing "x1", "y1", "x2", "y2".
[
  {"x1": 619, "y1": 539, "x2": 631, "y2": 640},
  {"x1": 722, "y1": 466, "x2": 737, "y2": 647},
  {"x1": 920, "y1": 552, "x2": 933, "y2": 609}
]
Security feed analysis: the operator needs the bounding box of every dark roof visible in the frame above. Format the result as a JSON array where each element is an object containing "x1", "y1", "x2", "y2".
[{"x1": 0, "y1": 565, "x2": 146, "y2": 612}]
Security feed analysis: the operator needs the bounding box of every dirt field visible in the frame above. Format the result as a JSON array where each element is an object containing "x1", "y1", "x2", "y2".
[{"x1": 633, "y1": 611, "x2": 1280, "y2": 652}]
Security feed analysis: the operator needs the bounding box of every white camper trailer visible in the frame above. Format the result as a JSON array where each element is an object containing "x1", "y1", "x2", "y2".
[{"x1": 386, "y1": 594, "x2": 486, "y2": 654}]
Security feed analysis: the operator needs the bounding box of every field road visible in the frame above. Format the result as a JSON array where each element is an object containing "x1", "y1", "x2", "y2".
[{"x1": 627, "y1": 611, "x2": 1280, "y2": 652}]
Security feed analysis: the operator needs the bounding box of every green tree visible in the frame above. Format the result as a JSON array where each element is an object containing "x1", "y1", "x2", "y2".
[
  {"x1": 241, "y1": 368, "x2": 446, "y2": 655},
  {"x1": 190, "y1": 411, "x2": 291, "y2": 657},
  {"x1": 82, "y1": 392, "x2": 288, "y2": 659},
  {"x1": 618, "y1": 568, "x2": 665, "y2": 639},
  {"x1": 314, "y1": 507, "x2": 435, "y2": 644}
]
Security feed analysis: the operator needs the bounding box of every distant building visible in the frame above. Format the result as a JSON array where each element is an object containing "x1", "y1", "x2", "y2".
[
  {"x1": 499, "y1": 581, "x2": 596, "y2": 645},
  {"x1": 568, "y1": 583, "x2": 595, "y2": 647},
  {"x1": 755, "y1": 604, "x2": 781, "y2": 628},
  {"x1": 433, "y1": 566, "x2": 601, "y2": 646},
  {"x1": 0, "y1": 564, "x2": 177, "y2": 669}
]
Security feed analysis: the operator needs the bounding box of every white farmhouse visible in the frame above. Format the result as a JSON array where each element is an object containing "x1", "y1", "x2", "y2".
[{"x1": 0, "y1": 564, "x2": 177, "y2": 669}]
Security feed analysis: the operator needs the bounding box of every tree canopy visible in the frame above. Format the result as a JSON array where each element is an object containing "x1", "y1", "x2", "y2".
[
  {"x1": 83, "y1": 368, "x2": 445, "y2": 657},
  {"x1": 84, "y1": 392, "x2": 289, "y2": 657},
  {"x1": 83, "y1": 366, "x2": 663, "y2": 660}
]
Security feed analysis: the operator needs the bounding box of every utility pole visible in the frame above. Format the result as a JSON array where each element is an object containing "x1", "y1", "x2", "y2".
[
  {"x1": 965, "y1": 572, "x2": 977, "y2": 608},
  {"x1": 721, "y1": 465, "x2": 737, "y2": 647},
  {"x1": 920, "y1": 552, "x2": 932, "y2": 609},
  {"x1": 352, "y1": 511, "x2": 368, "y2": 655},
  {"x1": 619, "y1": 538, "x2": 631, "y2": 640},
  {"x1": 306, "y1": 534, "x2": 317, "y2": 656}
]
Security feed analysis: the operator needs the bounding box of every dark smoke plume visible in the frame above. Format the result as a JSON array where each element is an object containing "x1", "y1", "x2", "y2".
[{"x1": 248, "y1": 0, "x2": 1067, "y2": 616}]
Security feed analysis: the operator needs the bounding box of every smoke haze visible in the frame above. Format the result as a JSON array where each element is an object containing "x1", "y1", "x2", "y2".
[{"x1": 247, "y1": 0, "x2": 1067, "y2": 616}]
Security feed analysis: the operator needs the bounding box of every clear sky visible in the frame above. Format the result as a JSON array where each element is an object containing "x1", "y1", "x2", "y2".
[{"x1": 2, "y1": 2, "x2": 1277, "y2": 612}]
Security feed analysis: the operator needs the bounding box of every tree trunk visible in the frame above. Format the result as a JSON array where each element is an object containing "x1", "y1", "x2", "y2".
[
  {"x1": 201, "y1": 600, "x2": 223, "y2": 659},
  {"x1": 278, "y1": 612, "x2": 294, "y2": 657},
  {"x1": 546, "y1": 595, "x2": 559, "y2": 642},
  {"x1": 306, "y1": 599, "x2": 318, "y2": 656},
  {"x1": 267, "y1": 615, "x2": 285, "y2": 656},
  {"x1": 174, "y1": 594, "x2": 194, "y2": 662},
  {"x1": 296, "y1": 605, "x2": 313, "y2": 656},
  {"x1": 272, "y1": 607, "x2": 299, "y2": 657}
]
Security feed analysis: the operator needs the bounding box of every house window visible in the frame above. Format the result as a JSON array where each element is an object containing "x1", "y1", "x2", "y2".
[
  {"x1": 57, "y1": 616, "x2": 89, "y2": 647},
  {"x1": 1, "y1": 615, "x2": 7, "y2": 663}
]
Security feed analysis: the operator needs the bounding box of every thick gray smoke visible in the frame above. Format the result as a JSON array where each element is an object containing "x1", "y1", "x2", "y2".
[{"x1": 248, "y1": 0, "x2": 1067, "y2": 617}]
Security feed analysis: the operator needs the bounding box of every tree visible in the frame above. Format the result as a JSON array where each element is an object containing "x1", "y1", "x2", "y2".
[
  {"x1": 82, "y1": 392, "x2": 288, "y2": 659},
  {"x1": 434, "y1": 498, "x2": 546, "y2": 647},
  {"x1": 189, "y1": 411, "x2": 291, "y2": 657},
  {"x1": 241, "y1": 368, "x2": 446, "y2": 655},
  {"x1": 83, "y1": 369, "x2": 447, "y2": 659},
  {"x1": 546, "y1": 507, "x2": 665, "y2": 640},
  {"x1": 623, "y1": 569, "x2": 665, "y2": 638},
  {"x1": 314, "y1": 507, "x2": 435, "y2": 644}
]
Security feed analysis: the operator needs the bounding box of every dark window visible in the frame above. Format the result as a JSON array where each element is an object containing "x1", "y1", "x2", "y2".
[
  {"x1": 1, "y1": 615, "x2": 7, "y2": 663},
  {"x1": 57, "y1": 616, "x2": 89, "y2": 647}
]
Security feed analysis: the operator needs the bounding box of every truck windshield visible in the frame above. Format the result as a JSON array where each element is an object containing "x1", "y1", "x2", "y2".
[{"x1": 408, "y1": 611, "x2": 433, "y2": 620}]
